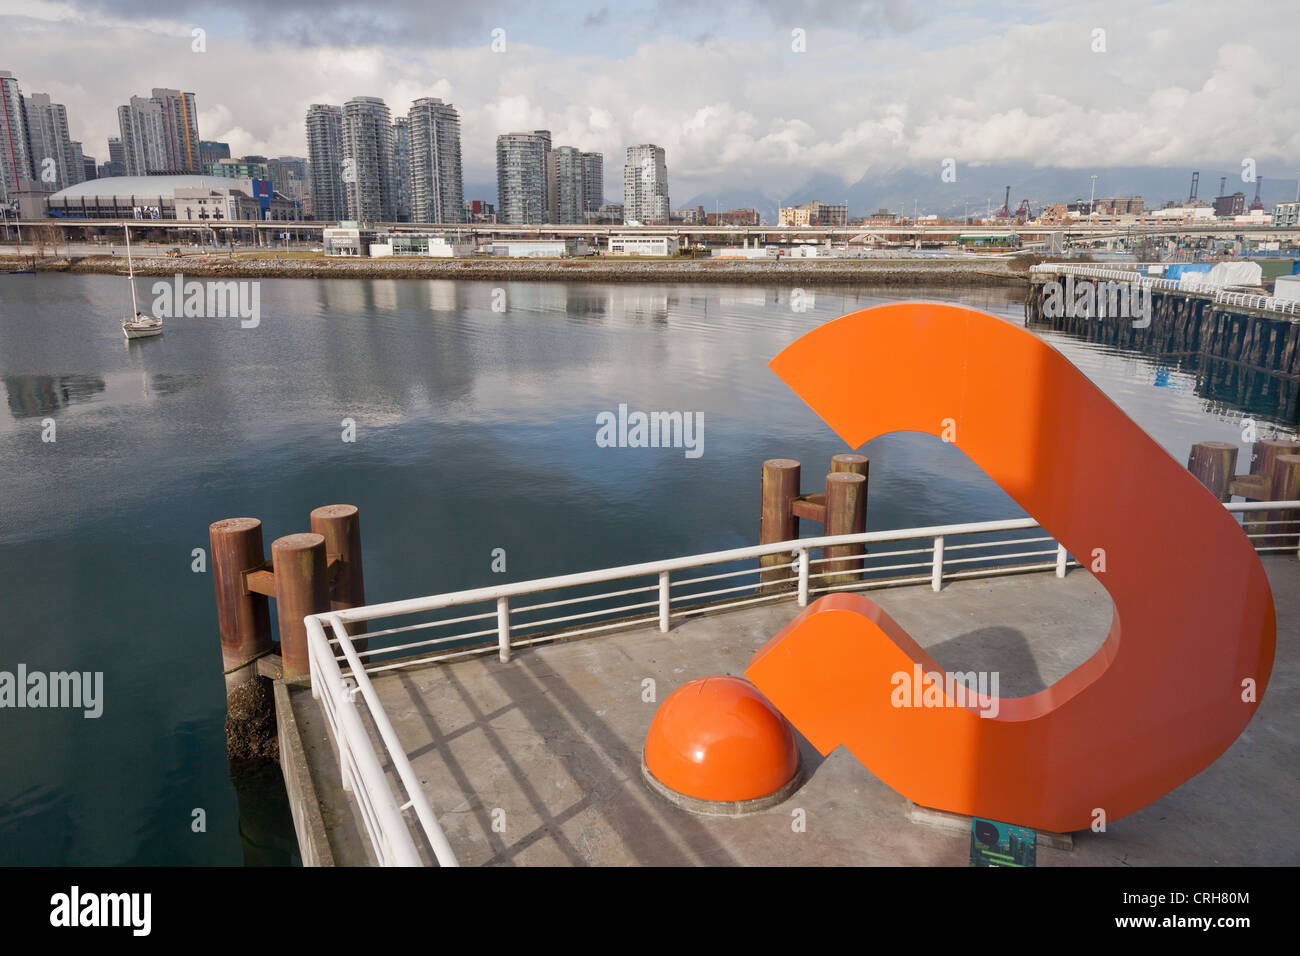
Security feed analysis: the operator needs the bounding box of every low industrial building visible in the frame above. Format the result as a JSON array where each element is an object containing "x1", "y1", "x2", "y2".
[
  {"x1": 368, "y1": 235, "x2": 474, "y2": 257},
  {"x1": 323, "y1": 222, "x2": 376, "y2": 256},
  {"x1": 778, "y1": 244, "x2": 827, "y2": 258},
  {"x1": 711, "y1": 247, "x2": 775, "y2": 259},
  {"x1": 489, "y1": 239, "x2": 589, "y2": 257},
  {"x1": 607, "y1": 235, "x2": 678, "y2": 256},
  {"x1": 957, "y1": 233, "x2": 1021, "y2": 251}
]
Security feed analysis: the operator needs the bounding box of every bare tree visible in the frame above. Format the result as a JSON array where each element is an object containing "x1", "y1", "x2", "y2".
[{"x1": 31, "y1": 223, "x2": 61, "y2": 258}]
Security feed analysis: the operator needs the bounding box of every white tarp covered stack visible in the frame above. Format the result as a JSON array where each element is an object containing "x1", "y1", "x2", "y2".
[
  {"x1": 1189, "y1": 261, "x2": 1264, "y2": 290},
  {"x1": 1273, "y1": 275, "x2": 1300, "y2": 302}
]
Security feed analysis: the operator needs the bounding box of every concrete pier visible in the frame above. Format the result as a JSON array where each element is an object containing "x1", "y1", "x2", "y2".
[{"x1": 275, "y1": 556, "x2": 1300, "y2": 866}]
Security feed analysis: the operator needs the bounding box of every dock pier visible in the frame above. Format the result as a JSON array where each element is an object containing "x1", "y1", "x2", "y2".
[
  {"x1": 209, "y1": 449, "x2": 1300, "y2": 865},
  {"x1": 1026, "y1": 264, "x2": 1300, "y2": 417}
]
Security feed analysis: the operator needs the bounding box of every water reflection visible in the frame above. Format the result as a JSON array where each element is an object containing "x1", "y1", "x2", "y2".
[
  {"x1": 3, "y1": 373, "x2": 106, "y2": 418},
  {"x1": 1027, "y1": 305, "x2": 1299, "y2": 430},
  {"x1": 3, "y1": 273, "x2": 1290, "y2": 867}
]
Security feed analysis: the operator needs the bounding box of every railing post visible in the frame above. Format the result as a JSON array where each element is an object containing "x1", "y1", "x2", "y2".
[
  {"x1": 1056, "y1": 543, "x2": 1068, "y2": 578},
  {"x1": 496, "y1": 596, "x2": 511, "y2": 662},
  {"x1": 797, "y1": 548, "x2": 809, "y2": 606},
  {"x1": 337, "y1": 678, "x2": 355, "y2": 793},
  {"x1": 931, "y1": 535, "x2": 944, "y2": 592},
  {"x1": 658, "y1": 571, "x2": 670, "y2": 633}
]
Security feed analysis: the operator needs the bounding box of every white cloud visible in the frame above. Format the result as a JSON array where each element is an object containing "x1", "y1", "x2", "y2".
[{"x1": 0, "y1": 0, "x2": 1294, "y2": 195}]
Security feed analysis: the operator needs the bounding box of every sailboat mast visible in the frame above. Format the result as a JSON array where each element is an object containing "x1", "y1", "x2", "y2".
[{"x1": 125, "y1": 221, "x2": 138, "y2": 315}]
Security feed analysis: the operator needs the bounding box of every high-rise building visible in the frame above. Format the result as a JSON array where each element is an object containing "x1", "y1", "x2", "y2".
[
  {"x1": 623, "y1": 144, "x2": 669, "y2": 224},
  {"x1": 118, "y1": 96, "x2": 163, "y2": 175},
  {"x1": 24, "y1": 92, "x2": 81, "y2": 189},
  {"x1": 204, "y1": 158, "x2": 270, "y2": 180},
  {"x1": 81, "y1": 150, "x2": 97, "y2": 181},
  {"x1": 305, "y1": 104, "x2": 345, "y2": 222},
  {"x1": 496, "y1": 130, "x2": 552, "y2": 224},
  {"x1": 199, "y1": 140, "x2": 230, "y2": 166},
  {"x1": 117, "y1": 88, "x2": 200, "y2": 175},
  {"x1": 408, "y1": 97, "x2": 463, "y2": 224},
  {"x1": 391, "y1": 117, "x2": 410, "y2": 222},
  {"x1": 69, "y1": 141, "x2": 85, "y2": 187},
  {"x1": 341, "y1": 96, "x2": 397, "y2": 222},
  {"x1": 151, "y1": 88, "x2": 200, "y2": 173},
  {"x1": 260, "y1": 156, "x2": 307, "y2": 204},
  {"x1": 581, "y1": 152, "x2": 603, "y2": 221},
  {"x1": 554, "y1": 146, "x2": 586, "y2": 224},
  {"x1": 0, "y1": 70, "x2": 34, "y2": 200},
  {"x1": 107, "y1": 137, "x2": 124, "y2": 166}
]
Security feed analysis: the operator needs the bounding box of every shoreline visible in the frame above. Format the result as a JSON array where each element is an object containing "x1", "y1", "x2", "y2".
[{"x1": 3, "y1": 253, "x2": 1031, "y2": 287}]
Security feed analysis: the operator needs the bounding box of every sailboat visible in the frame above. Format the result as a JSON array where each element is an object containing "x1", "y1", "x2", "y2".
[{"x1": 121, "y1": 222, "x2": 163, "y2": 340}]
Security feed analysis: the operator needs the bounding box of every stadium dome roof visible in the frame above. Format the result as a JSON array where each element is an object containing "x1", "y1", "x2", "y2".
[{"x1": 51, "y1": 176, "x2": 250, "y2": 200}]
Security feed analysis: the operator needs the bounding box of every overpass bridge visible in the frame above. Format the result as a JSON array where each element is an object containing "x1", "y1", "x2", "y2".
[{"x1": 7, "y1": 218, "x2": 1300, "y2": 248}]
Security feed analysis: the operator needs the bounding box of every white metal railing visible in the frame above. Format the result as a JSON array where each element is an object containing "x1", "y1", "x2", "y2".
[
  {"x1": 1030, "y1": 263, "x2": 1300, "y2": 315},
  {"x1": 303, "y1": 499, "x2": 1300, "y2": 866}
]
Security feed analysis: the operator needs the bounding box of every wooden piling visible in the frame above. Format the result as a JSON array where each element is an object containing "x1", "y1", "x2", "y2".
[
  {"x1": 1186, "y1": 441, "x2": 1238, "y2": 502},
  {"x1": 1274, "y1": 455, "x2": 1300, "y2": 550},
  {"x1": 759, "y1": 459, "x2": 801, "y2": 593},
  {"x1": 830, "y1": 452, "x2": 869, "y2": 479},
  {"x1": 209, "y1": 517, "x2": 272, "y2": 685},
  {"x1": 272, "y1": 532, "x2": 329, "y2": 680},
  {"x1": 310, "y1": 504, "x2": 367, "y2": 653},
  {"x1": 823, "y1": 471, "x2": 867, "y2": 586},
  {"x1": 1253, "y1": 438, "x2": 1300, "y2": 533}
]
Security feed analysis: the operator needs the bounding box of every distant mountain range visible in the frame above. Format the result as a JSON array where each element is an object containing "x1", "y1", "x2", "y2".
[{"x1": 465, "y1": 164, "x2": 1299, "y2": 223}]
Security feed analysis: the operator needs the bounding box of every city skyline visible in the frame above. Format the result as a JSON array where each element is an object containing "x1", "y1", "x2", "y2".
[{"x1": 2, "y1": 0, "x2": 1296, "y2": 213}]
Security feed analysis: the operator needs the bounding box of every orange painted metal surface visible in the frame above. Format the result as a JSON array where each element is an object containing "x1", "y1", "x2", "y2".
[
  {"x1": 745, "y1": 302, "x2": 1276, "y2": 833},
  {"x1": 643, "y1": 676, "x2": 799, "y2": 802}
]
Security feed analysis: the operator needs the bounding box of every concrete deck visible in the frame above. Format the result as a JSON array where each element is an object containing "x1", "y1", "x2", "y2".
[{"x1": 280, "y1": 558, "x2": 1300, "y2": 866}]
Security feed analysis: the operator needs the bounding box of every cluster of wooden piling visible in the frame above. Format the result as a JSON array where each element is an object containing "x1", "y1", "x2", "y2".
[
  {"x1": 210, "y1": 504, "x2": 367, "y2": 759},
  {"x1": 759, "y1": 454, "x2": 868, "y2": 592},
  {"x1": 1187, "y1": 439, "x2": 1300, "y2": 546}
]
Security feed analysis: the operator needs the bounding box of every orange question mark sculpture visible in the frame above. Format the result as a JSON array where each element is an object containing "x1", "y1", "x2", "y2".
[{"x1": 745, "y1": 302, "x2": 1276, "y2": 833}]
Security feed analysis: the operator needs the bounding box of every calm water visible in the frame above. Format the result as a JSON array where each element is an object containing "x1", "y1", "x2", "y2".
[{"x1": 0, "y1": 274, "x2": 1292, "y2": 865}]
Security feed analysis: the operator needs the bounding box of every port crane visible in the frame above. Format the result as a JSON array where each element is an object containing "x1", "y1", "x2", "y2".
[{"x1": 996, "y1": 186, "x2": 1033, "y2": 221}]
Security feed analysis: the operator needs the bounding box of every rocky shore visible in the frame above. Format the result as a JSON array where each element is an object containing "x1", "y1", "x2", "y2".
[{"x1": 3, "y1": 252, "x2": 1033, "y2": 287}]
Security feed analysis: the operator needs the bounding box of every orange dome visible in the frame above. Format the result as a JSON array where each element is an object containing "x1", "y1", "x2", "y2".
[{"x1": 643, "y1": 675, "x2": 800, "y2": 805}]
